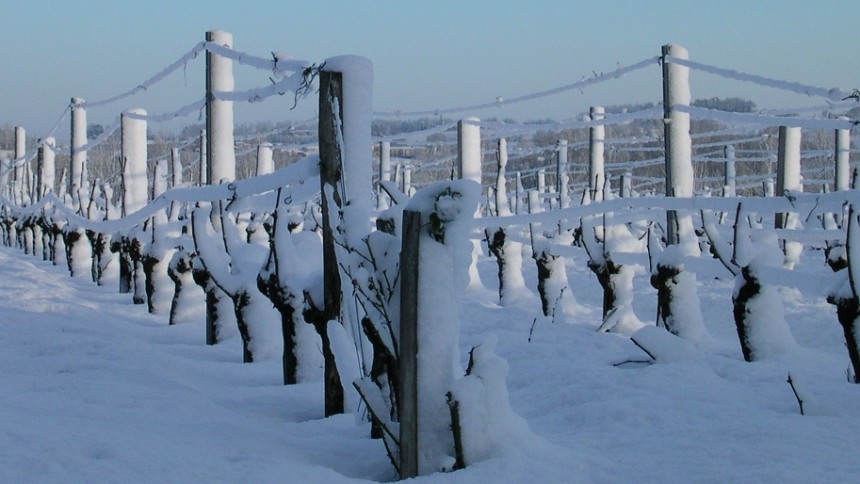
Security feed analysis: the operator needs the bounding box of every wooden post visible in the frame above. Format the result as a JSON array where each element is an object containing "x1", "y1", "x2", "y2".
[
  {"x1": 589, "y1": 106, "x2": 605, "y2": 201},
  {"x1": 835, "y1": 119, "x2": 851, "y2": 191},
  {"x1": 403, "y1": 167, "x2": 412, "y2": 195},
  {"x1": 378, "y1": 140, "x2": 391, "y2": 209},
  {"x1": 495, "y1": 138, "x2": 510, "y2": 216},
  {"x1": 256, "y1": 142, "x2": 274, "y2": 176},
  {"x1": 661, "y1": 44, "x2": 693, "y2": 246},
  {"x1": 724, "y1": 145, "x2": 736, "y2": 197},
  {"x1": 318, "y1": 68, "x2": 346, "y2": 417},
  {"x1": 515, "y1": 171, "x2": 523, "y2": 214},
  {"x1": 70, "y1": 98, "x2": 87, "y2": 197},
  {"x1": 205, "y1": 30, "x2": 236, "y2": 185},
  {"x1": 36, "y1": 141, "x2": 47, "y2": 201},
  {"x1": 170, "y1": 147, "x2": 182, "y2": 188},
  {"x1": 13, "y1": 126, "x2": 25, "y2": 205},
  {"x1": 621, "y1": 171, "x2": 632, "y2": 198},
  {"x1": 198, "y1": 129, "x2": 207, "y2": 186},
  {"x1": 775, "y1": 125, "x2": 801, "y2": 228},
  {"x1": 458, "y1": 117, "x2": 482, "y2": 184},
  {"x1": 398, "y1": 209, "x2": 421, "y2": 479},
  {"x1": 556, "y1": 139, "x2": 569, "y2": 208},
  {"x1": 121, "y1": 110, "x2": 149, "y2": 217},
  {"x1": 537, "y1": 165, "x2": 546, "y2": 194}
]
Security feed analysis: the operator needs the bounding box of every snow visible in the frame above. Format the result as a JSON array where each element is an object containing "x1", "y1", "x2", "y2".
[
  {"x1": 39, "y1": 137, "x2": 56, "y2": 199},
  {"x1": 3, "y1": 199, "x2": 860, "y2": 481}
]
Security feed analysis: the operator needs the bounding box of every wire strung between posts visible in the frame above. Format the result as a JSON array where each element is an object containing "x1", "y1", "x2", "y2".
[
  {"x1": 72, "y1": 119, "x2": 121, "y2": 154},
  {"x1": 665, "y1": 55, "x2": 850, "y2": 101},
  {"x1": 123, "y1": 98, "x2": 206, "y2": 123},
  {"x1": 373, "y1": 56, "x2": 660, "y2": 117},
  {"x1": 84, "y1": 42, "x2": 207, "y2": 108},
  {"x1": 676, "y1": 104, "x2": 857, "y2": 130}
]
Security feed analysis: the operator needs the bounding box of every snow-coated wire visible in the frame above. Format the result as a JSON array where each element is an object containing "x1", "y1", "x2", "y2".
[
  {"x1": 676, "y1": 104, "x2": 857, "y2": 130},
  {"x1": 72, "y1": 120, "x2": 121, "y2": 154},
  {"x1": 373, "y1": 56, "x2": 659, "y2": 117},
  {"x1": 84, "y1": 42, "x2": 207, "y2": 109},
  {"x1": 665, "y1": 55, "x2": 850, "y2": 101},
  {"x1": 122, "y1": 98, "x2": 206, "y2": 123}
]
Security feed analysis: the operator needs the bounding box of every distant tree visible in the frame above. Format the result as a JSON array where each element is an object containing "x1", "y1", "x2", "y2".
[
  {"x1": 87, "y1": 124, "x2": 104, "y2": 140},
  {"x1": 692, "y1": 97, "x2": 756, "y2": 113}
]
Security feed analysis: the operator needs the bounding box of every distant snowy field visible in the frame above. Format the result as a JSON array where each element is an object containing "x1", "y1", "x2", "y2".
[{"x1": 1, "y1": 238, "x2": 858, "y2": 483}]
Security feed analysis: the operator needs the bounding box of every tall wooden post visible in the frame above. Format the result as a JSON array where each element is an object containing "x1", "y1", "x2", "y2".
[
  {"x1": 121, "y1": 109, "x2": 149, "y2": 217},
  {"x1": 661, "y1": 44, "x2": 693, "y2": 246},
  {"x1": 13, "y1": 126, "x2": 25, "y2": 205},
  {"x1": 70, "y1": 98, "x2": 87, "y2": 197},
  {"x1": 198, "y1": 129, "x2": 207, "y2": 186},
  {"x1": 398, "y1": 209, "x2": 421, "y2": 479},
  {"x1": 256, "y1": 142, "x2": 274, "y2": 176},
  {"x1": 835, "y1": 119, "x2": 851, "y2": 191},
  {"x1": 318, "y1": 69, "x2": 346, "y2": 417},
  {"x1": 205, "y1": 30, "x2": 236, "y2": 185},
  {"x1": 458, "y1": 118, "x2": 482, "y2": 184},
  {"x1": 556, "y1": 139, "x2": 569, "y2": 208},
  {"x1": 621, "y1": 171, "x2": 632, "y2": 198},
  {"x1": 378, "y1": 140, "x2": 391, "y2": 209},
  {"x1": 37, "y1": 138, "x2": 55, "y2": 201},
  {"x1": 724, "y1": 145, "x2": 736, "y2": 197},
  {"x1": 775, "y1": 125, "x2": 801, "y2": 228},
  {"x1": 589, "y1": 106, "x2": 605, "y2": 201}
]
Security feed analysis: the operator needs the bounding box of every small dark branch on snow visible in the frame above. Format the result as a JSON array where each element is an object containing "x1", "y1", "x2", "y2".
[
  {"x1": 786, "y1": 373, "x2": 804, "y2": 416},
  {"x1": 446, "y1": 391, "x2": 466, "y2": 471}
]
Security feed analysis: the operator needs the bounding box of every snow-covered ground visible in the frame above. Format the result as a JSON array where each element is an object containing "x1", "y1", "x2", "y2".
[{"x1": 1, "y1": 237, "x2": 859, "y2": 482}]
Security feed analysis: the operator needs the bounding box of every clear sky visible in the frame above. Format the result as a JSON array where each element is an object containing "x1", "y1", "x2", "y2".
[{"x1": 1, "y1": 0, "x2": 857, "y2": 139}]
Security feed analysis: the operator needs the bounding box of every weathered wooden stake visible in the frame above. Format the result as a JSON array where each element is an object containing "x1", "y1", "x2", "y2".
[
  {"x1": 70, "y1": 98, "x2": 87, "y2": 197},
  {"x1": 14, "y1": 126, "x2": 25, "y2": 205},
  {"x1": 775, "y1": 125, "x2": 801, "y2": 228},
  {"x1": 318, "y1": 69, "x2": 346, "y2": 417},
  {"x1": 835, "y1": 120, "x2": 851, "y2": 191},
  {"x1": 724, "y1": 145, "x2": 736, "y2": 197},
  {"x1": 398, "y1": 209, "x2": 421, "y2": 479},
  {"x1": 589, "y1": 106, "x2": 605, "y2": 201},
  {"x1": 661, "y1": 44, "x2": 693, "y2": 245},
  {"x1": 378, "y1": 140, "x2": 391, "y2": 209},
  {"x1": 556, "y1": 139, "x2": 569, "y2": 209}
]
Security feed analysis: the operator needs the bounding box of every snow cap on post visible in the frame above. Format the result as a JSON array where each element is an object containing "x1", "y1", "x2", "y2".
[
  {"x1": 322, "y1": 55, "x2": 374, "y2": 245},
  {"x1": 39, "y1": 137, "x2": 56, "y2": 199}
]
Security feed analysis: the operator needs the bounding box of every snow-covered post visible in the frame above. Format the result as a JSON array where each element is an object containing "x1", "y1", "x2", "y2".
[
  {"x1": 170, "y1": 147, "x2": 182, "y2": 187},
  {"x1": 121, "y1": 110, "x2": 149, "y2": 217},
  {"x1": 457, "y1": 118, "x2": 482, "y2": 185},
  {"x1": 378, "y1": 140, "x2": 391, "y2": 210},
  {"x1": 317, "y1": 56, "x2": 374, "y2": 417},
  {"x1": 589, "y1": 107, "x2": 605, "y2": 201},
  {"x1": 537, "y1": 166, "x2": 546, "y2": 194},
  {"x1": 620, "y1": 172, "x2": 632, "y2": 198},
  {"x1": 13, "y1": 126, "x2": 25, "y2": 205},
  {"x1": 556, "y1": 139, "x2": 569, "y2": 209},
  {"x1": 403, "y1": 167, "x2": 412, "y2": 195},
  {"x1": 661, "y1": 44, "x2": 694, "y2": 248},
  {"x1": 485, "y1": 138, "x2": 526, "y2": 305},
  {"x1": 398, "y1": 180, "x2": 481, "y2": 477},
  {"x1": 198, "y1": 129, "x2": 207, "y2": 185},
  {"x1": 69, "y1": 98, "x2": 87, "y2": 198},
  {"x1": 205, "y1": 30, "x2": 236, "y2": 185},
  {"x1": 835, "y1": 121, "x2": 851, "y2": 192},
  {"x1": 724, "y1": 145, "x2": 736, "y2": 197},
  {"x1": 37, "y1": 137, "x2": 55, "y2": 200},
  {"x1": 457, "y1": 117, "x2": 484, "y2": 289},
  {"x1": 515, "y1": 171, "x2": 523, "y2": 214},
  {"x1": 256, "y1": 142, "x2": 274, "y2": 176},
  {"x1": 775, "y1": 125, "x2": 802, "y2": 268}
]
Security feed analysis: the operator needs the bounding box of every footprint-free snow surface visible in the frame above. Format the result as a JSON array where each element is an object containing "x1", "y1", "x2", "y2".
[{"x1": 1, "y1": 244, "x2": 859, "y2": 482}]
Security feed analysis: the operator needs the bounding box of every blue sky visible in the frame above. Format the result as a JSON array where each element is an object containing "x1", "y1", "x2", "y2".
[{"x1": 1, "y1": 0, "x2": 857, "y2": 138}]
